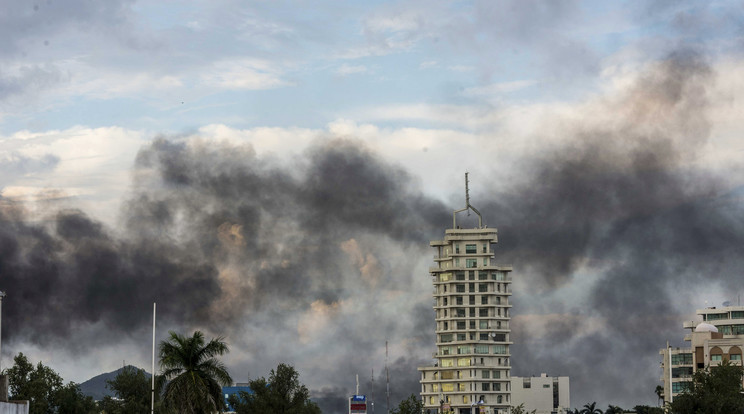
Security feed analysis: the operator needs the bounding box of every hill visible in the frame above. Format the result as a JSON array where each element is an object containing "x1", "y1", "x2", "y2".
[{"x1": 79, "y1": 365, "x2": 151, "y2": 401}]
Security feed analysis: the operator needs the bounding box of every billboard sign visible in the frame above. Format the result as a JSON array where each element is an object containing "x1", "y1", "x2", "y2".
[{"x1": 349, "y1": 395, "x2": 367, "y2": 414}]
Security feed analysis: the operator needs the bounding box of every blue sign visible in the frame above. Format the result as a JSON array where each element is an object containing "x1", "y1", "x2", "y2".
[{"x1": 351, "y1": 395, "x2": 366, "y2": 402}]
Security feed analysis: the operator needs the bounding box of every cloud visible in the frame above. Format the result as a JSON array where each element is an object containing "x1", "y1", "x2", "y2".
[
  {"x1": 336, "y1": 64, "x2": 368, "y2": 76},
  {"x1": 202, "y1": 59, "x2": 289, "y2": 90}
]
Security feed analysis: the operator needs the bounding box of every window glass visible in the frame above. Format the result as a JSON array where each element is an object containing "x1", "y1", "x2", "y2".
[
  {"x1": 730, "y1": 354, "x2": 742, "y2": 361},
  {"x1": 479, "y1": 271, "x2": 487, "y2": 280},
  {"x1": 456, "y1": 272, "x2": 465, "y2": 280},
  {"x1": 441, "y1": 359, "x2": 454, "y2": 367},
  {"x1": 482, "y1": 383, "x2": 490, "y2": 391},
  {"x1": 732, "y1": 311, "x2": 744, "y2": 319},
  {"x1": 479, "y1": 333, "x2": 489, "y2": 340},
  {"x1": 479, "y1": 309, "x2": 489, "y2": 317},
  {"x1": 441, "y1": 371, "x2": 454, "y2": 380},
  {"x1": 466, "y1": 259, "x2": 478, "y2": 268},
  {"x1": 442, "y1": 383, "x2": 454, "y2": 392},
  {"x1": 475, "y1": 345, "x2": 489, "y2": 354},
  {"x1": 478, "y1": 283, "x2": 488, "y2": 292},
  {"x1": 711, "y1": 355, "x2": 722, "y2": 361},
  {"x1": 440, "y1": 273, "x2": 452, "y2": 282},
  {"x1": 466, "y1": 244, "x2": 477, "y2": 254},
  {"x1": 457, "y1": 334, "x2": 466, "y2": 341},
  {"x1": 482, "y1": 370, "x2": 490, "y2": 378},
  {"x1": 457, "y1": 358, "x2": 471, "y2": 367},
  {"x1": 493, "y1": 345, "x2": 507, "y2": 354},
  {"x1": 440, "y1": 334, "x2": 453, "y2": 343},
  {"x1": 479, "y1": 320, "x2": 488, "y2": 329},
  {"x1": 457, "y1": 345, "x2": 470, "y2": 354}
]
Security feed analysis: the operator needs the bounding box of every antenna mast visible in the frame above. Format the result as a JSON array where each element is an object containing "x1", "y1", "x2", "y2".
[
  {"x1": 385, "y1": 341, "x2": 390, "y2": 414},
  {"x1": 453, "y1": 172, "x2": 483, "y2": 228}
]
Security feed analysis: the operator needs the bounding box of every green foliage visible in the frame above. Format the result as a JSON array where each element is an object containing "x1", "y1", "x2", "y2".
[
  {"x1": 6, "y1": 353, "x2": 95, "y2": 414},
  {"x1": 101, "y1": 366, "x2": 159, "y2": 414},
  {"x1": 55, "y1": 382, "x2": 97, "y2": 414},
  {"x1": 604, "y1": 405, "x2": 624, "y2": 414},
  {"x1": 633, "y1": 405, "x2": 663, "y2": 414},
  {"x1": 391, "y1": 394, "x2": 424, "y2": 414},
  {"x1": 510, "y1": 403, "x2": 536, "y2": 414},
  {"x1": 228, "y1": 363, "x2": 320, "y2": 414},
  {"x1": 581, "y1": 402, "x2": 603, "y2": 414},
  {"x1": 159, "y1": 330, "x2": 233, "y2": 414},
  {"x1": 668, "y1": 360, "x2": 744, "y2": 414}
]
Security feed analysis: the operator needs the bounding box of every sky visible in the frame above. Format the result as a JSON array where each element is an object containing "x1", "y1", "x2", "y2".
[{"x1": 1, "y1": 0, "x2": 744, "y2": 412}]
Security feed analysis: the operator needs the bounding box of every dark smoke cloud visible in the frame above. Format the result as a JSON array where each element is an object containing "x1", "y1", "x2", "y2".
[
  {"x1": 2, "y1": 50, "x2": 742, "y2": 413},
  {"x1": 484, "y1": 51, "x2": 744, "y2": 408}
]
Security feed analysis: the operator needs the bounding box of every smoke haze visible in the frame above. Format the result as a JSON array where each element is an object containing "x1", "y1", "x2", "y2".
[{"x1": 1, "y1": 51, "x2": 743, "y2": 412}]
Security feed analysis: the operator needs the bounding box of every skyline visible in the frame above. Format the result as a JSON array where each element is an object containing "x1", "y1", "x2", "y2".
[{"x1": 2, "y1": 1, "x2": 744, "y2": 412}]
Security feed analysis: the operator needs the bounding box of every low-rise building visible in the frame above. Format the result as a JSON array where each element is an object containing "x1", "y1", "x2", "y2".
[
  {"x1": 659, "y1": 306, "x2": 744, "y2": 404},
  {"x1": 510, "y1": 374, "x2": 569, "y2": 414}
]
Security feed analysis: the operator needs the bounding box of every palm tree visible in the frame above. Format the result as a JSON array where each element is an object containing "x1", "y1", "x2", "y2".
[
  {"x1": 654, "y1": 385, "x2": 664, "y2": 406},
  {"x1": 581, "y1": 402, "x2": 603, "y2": 414},
  {"x1": 159, "y1": 330, "x2": 233, "y2": 414}
]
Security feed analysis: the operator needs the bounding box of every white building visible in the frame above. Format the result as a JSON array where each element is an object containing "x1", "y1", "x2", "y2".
[
  {"x1": 510, "y1": 374, "x2": 570, "y2": 414},
  {"x1": 660, "y1": 306, "x2": 744, "y2": 404},
  {"x1": 419, "y1": 177, "x2": 513, "y2": 414}
]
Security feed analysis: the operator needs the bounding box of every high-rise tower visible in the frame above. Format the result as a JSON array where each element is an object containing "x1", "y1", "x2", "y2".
[{"x1": 419, "y1": 174, "x2": 513, "y2": 414}]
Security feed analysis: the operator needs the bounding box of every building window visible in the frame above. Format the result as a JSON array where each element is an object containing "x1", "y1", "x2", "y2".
[
  {"x1": 672, "y1": 382, "x2": 691, "y2": 393},
  {"x1": 432, "y1": 384, "x2": 439, "y2": 392},
  {"x1": 442, "y1": 383, "x2": 454, "y2": 392},
  {"x1": 479, "y1": 271, "x2": 487, "y2": 280},
  {"x1": 482, "y1": 370, "x2": 490, "y2": 379},
  {"x1": 470, "y1": 321, "x2": 476, "y2": 329},
  {"x1": 672, "y1": 367, "x2": 693, "y2": 378},
  {"x1": 470, "y1": 308, "x2": 476, "y2": 317},
  {"x1": 455, "y1": 258, "x2": 460, "y2": 266},
  {"x1": 671, "y1": 353, "x2": 693, "y2": 365},
  {"x1": 457, "y1": 358, "x2": 471, "y2": 367},
  {"x1": 495, "y1": 383, "x2": 502, "y2": 391},
  {"x1": 458, "y1": 383, "x2": 466, "y2": 391},
  {"x1": 711, "y1": 355, "x2": 723, "y2": 361},
  {"x1": 732, "y1": 311, "x2": 744, "y2": 319},
  {"x1": 731, "y1": 354, "x2": 742, "y2": 361},
  {"x1": 493, "y1": 345, "x2": 507, "y2": 354},
  {"x1": 481, "y1": 296, "x2": 488, "y2": 305},
  {"x1": 475, "y1": 345, "x2": 489, "y2": 354},
  {"x1": 478, "y1": 283, "x2": 488, "y2": 292},
  {"x1": 456, "y1": 296, "x2": 464, "y2": 305},
  {"x1": 430, "y1": 397, "x2": 435, "y2": 405},
  {"x1": 468, "y1": 271, "x2": 475, "y2": 280},
  {"x1": 479, "y1": 320, "x2": 488, "y2": 329},
  {"x1": 457, "y1": 334, "x2": 466, "y2": 341},
  {"x1": 457, "y1": 322, "x2": 466, "y2": 330},
  {"x1": 440, "y1": 273, "x2": 452, "y2": 282},
  {"x1": 492, "y1": 370, "x2": 500, "y2": 379},
  {"x1": 469, "y1": 296, "x2": 476, "y2": 305},
  {"x1": 440, "y1": 334, "x2": 453, "y2": 343},
  {"x1": 479, "y1": 309, "x2": 489, "y2": 317},
  {"x1": 441, "y1": 359, "x2": 454, "y2": 367},
  {"x1": 469, "y1": 283, "x2": 475, "y2": 292},
  {"x1": 482, "y1": 244, "x2": 487, "y2": 253},
  {"x1": 456, "y1": 272, "x2": 465, "y2": 280},
  {"x1": 466, "y1": 259, "x2": 478, "y2": 268},
  {"x1": 457, "y1": 345, "x2": 470, "y2": 354},
  {"x1": 466, "y1": 244, "x2": 477, "y2": 254},
  {"x1": 482, "y1": 383, "x2": 490, "y2": 391},
  {"x1": 483, "y1": 258, "x2": 488, "y2": 266},
  {"x1": 456, "y1": 284, "x2": 465, "y2": 293},
  {"x1": 480, "y1": 333, "x2": 489, "y2": 340},
  {"x1": 463, "y1": 395, "x2": 469, "y2": 404},
  {"x1": 455, "y1": 244, "x2": 460, "y2": 253},
  {"x1": 443, "y1": 322, "x2": 449, "y2": 330},
  {"x1": 457, "y1": 308, "x2": 466, "y2": 317}
]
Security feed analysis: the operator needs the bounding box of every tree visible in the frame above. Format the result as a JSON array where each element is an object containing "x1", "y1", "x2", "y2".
[
  {"x1": 581, "y1": 402, "x2": 603, "y2": 414},
  {"x1": 101, "y1": 366, "x2": 158, "y2": 414},
  {"x1": 510, "y1": 403, "x2": 536, "y2": 414},
  {"x1": 6, "y1": 353, "x2": 95, "y2": 414},
  {"x1": 391, "y1": 394, "x2": 424, "y2": 414},
  {"x1": 159, "y1": 330, "x2": 233, "y2": 414},
  {"x1": 668, "y1": 360, "x2": 744, "y2": 414},
  {"x1": 604, "y1": 405, "x2": 623, "y2": 414},
  {"x1": 654, "y1": 385, "x2": 664, "y2": 406},
  {"x1": 228, "y1": 363, "x2": 321, "y2": 414},
  {"x1": 54, "y1": 382, "x2": 97, "y2": 414},
  {"x1": 633, "y1": 405, "x2": 663, "y2": 414}
]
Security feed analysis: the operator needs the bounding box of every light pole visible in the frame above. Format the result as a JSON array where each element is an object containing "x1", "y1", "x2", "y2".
[{"x1": 0, "y1": 291, "x2": 5, "y2": 373}]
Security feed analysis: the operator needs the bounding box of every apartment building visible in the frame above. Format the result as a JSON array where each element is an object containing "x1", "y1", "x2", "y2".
[
  {"x1": 418, "y1": 179, "x2": 513, "y2": 414},
  {"x1": 659, "y1": 306, "x2": 744, "y2": 404}
]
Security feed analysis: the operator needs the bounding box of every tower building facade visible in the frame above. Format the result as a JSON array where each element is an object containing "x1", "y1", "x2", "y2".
[{"x1": 419, "y1": 176, "x2": 513, "y2": 414}]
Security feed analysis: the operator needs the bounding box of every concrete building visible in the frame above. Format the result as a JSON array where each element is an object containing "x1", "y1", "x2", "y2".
[
  {"x1": 659, "y1": 306, "x2": 744, "y2": 404},
  {"x1": 510, "y1": 374, "x2": 570, "y2": 414},
  {"x1": 419, "y1": 176, "x2": 513, "y2": 414}
]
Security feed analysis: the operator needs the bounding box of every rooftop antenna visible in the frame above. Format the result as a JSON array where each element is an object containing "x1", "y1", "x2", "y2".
[{"x1": 453, "y1": 172, "x2": 483, "y2": 228}]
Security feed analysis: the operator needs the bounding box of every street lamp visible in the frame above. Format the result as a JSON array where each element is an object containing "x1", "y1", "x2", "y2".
[{"x1": 0, "y1": 291, "x2": 5, "y2": 373}]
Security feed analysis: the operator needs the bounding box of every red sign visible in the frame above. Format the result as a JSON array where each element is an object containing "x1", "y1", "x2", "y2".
[{"x1": 350, "y1": 404, "x2": 366, "y2": 410}]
